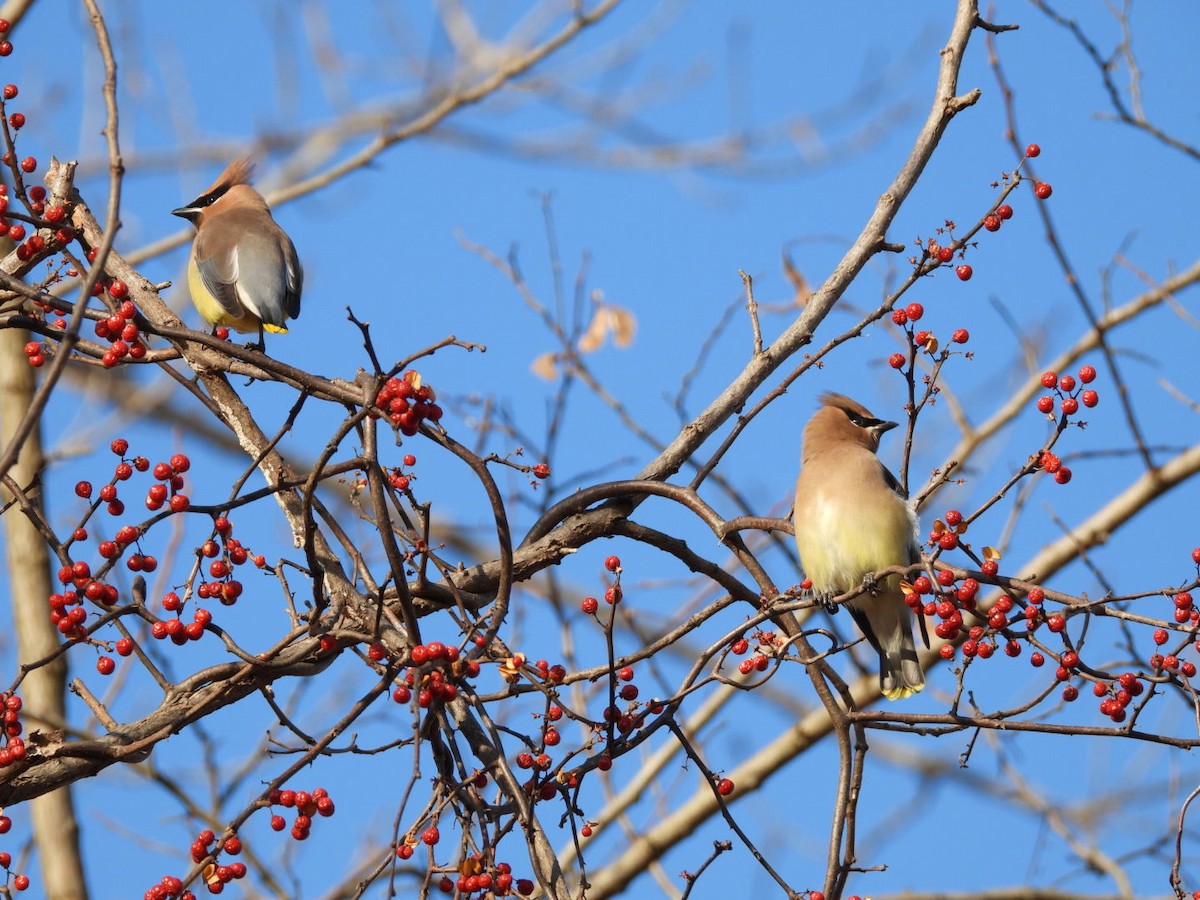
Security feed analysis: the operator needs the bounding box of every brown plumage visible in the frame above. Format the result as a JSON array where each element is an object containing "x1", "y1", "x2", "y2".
[
  {"x1": 794, "y1": 393, "x2": 926, "y2": 699},
  {"x1": 172, "y1": 158, "x2": 302, "y2": 344}
]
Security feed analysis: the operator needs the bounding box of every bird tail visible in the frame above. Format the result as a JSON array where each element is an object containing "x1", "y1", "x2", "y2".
[
  {"x1": 847, "y1": 594, "x2": 925, "y2": 701},
  {"x1": 880, "y1": 621, "x2": 924, "y2": 700},
  {"x1": 263, "y1": 324, "x2": 289, "y2": 335}
]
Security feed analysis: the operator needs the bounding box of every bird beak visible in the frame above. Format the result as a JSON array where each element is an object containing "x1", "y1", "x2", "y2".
[
  {"x1": 171, "y1": 205, "x2": 197, "y2": 221},
  {"x1": 873, "y1": 419, "x2": 899, "y2": 437}
]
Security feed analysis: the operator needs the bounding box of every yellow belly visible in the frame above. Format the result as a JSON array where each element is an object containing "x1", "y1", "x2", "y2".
[
  {"x1": 796, "y1": 494, "x2": 914, "y2": 595},
  {"x1": 186, "y1": 256, "x2": 287, "y2": 334}
]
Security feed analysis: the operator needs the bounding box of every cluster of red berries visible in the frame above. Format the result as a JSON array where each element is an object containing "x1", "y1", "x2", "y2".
[
  {"x1": 196, "y1": 515, "x2": 263, "y2": 606},
  {"x1": 48, "y1": 572, "x2": 112, "y2": 641},
  {"x1": 141, "y1": 875, "x2": 194, "y2": 900},
  {"x1": 728, "y1": 630, "x2": 781, "y2": 676},
  {"x1": 425, "y1": 865, "x2": 533, "y2": 898},
  {"x1": 599, "y1": 663, "x2": 662, "y2": 738},
  {"x1": 92, "y1": 293, "x2": 148, "y2": 367},
  {"x1": 1036, "y1": 449, "x2": 1071, "y2": 485},
  {"x1": 1036, "y1": 365, "x2": 1099, "y2": 419},
  {"x1": 0, "y1": 844, "x2": 29, "y2": 897},
  {"x1": 886, "y1": 302, "x2": 970, "y2": 369},
  {"x1": 74, "y1": 441, "x2": 192, "y2": 518},
  {"x1": 926, "y1": 508, "x2": 966, "y2": 552},
  {"x1": 266, "y1": 786, "x2": 335, "y2": 842},
  {"x1": 182, "y1": 830, "x2": 248, "y2": 894},
  {"x1": 387, "y1": 453, "x2": 418, "y2": 491},
  {"x1": 458, "y1": 860, "x2": 532, "y2": 897},
  {"x1": 918, "y1": 143, "x2": 1049, "y2": 284},
  {"x1": 0, "y1": 695, "x2": 26, "y2": 768},
  {"x1": 373, "y1": 371, "x2": 444, "y2": 436},
  {"x1": 390, "y1": 640, "x2": 480, "y2": 708},
  {"x1": 579, "y1": 555, "x2": 624, "y2": 614},
  {"x1": 143, "y1": 596, "x2": 212, "y2": 647},
  {"x1": 1148, "y1": 602, "x2": 1200, "y2": 676},
  {"x1": 1089, "y1": 671, "x2": 1146, "y2": 723}
]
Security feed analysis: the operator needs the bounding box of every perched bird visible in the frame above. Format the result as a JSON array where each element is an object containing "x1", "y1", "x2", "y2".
[
  {"x1": 172, "y1": 158, "x2": 302, "y2": 347},
  {"x1": 794, "y1": 393, "x2": 926, "y2": 700}
]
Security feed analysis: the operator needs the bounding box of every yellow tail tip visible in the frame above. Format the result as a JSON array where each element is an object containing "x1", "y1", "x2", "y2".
[
  {"x1": 883, "y1": 684, "x2": 924, "y2": 701},
  {"x1": 263, "y1": 324, "x2": 289, "y2": 335}
]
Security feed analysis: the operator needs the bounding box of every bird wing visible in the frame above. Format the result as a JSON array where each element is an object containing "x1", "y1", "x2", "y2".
[
  {"x1": 229, "y1": 227, "x2": 299, "y2": 329},
  {"x1": 879, "y1": 458, "x2": 930, "y2": 648},
  {"x1": 192, "y1": 225, "x2": 248, "y2": 321}
]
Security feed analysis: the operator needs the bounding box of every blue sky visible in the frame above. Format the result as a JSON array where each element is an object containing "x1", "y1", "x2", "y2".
[{"x1": 3, "y1": 1, "x2": 1199, "y2": 897}]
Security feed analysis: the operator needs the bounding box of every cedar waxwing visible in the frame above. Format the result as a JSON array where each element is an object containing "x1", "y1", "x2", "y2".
[
  {"x1": 172, "y1": 158, "x2": 302, "y2": 346},
  {"x1": 794, "y1": 393, "x2": 926, "y2": 700}
]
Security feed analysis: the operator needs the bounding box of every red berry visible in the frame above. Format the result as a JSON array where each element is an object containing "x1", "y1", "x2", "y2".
[
  {"x1": 944, "y1": 509, "x2": 963, "y2": 527},
  {"x1": 716, "y1": 778, "x2": 734, "y2": 796},
  {"x1": 5, "y1": 111, "x2": 21, "y2": 128},
  {"x1": 422, "y1": 827, "x2": 440, "y2": 845},
  {"x1": 1061, "y1": 397, "x2": 1079, "y2": 415},
  {"x1": 1034, "y1": 182, "x2": 1053, "y2": 199},
  {"x1": 1040, "y1": 371, "x2": 1057, "y2": 388},
  {"x1": 997, "y1": 204, "x2": 1013, "y2": 220},
  {"x1": 604, "y1": 555, "x2": 621, "y2": 572},
  {"x1": 169, "y1": 494, "x2": 190, "y2": 512},
  {"x1": 1036, "y1": 396, "x2": 1054, "y2": 414},
  {"x1": 1026, "y1": 144, "x2": 1041, "y2": 157},
  {"x1": 888, "y1": 353, "x2": 905, "y2": 369},
  {"x1": 951, "y1": 328, "x2": 969, "y2": 344},
  {"x1": 532, "y1": 463, "x2": 550, "y2": 479},
  {"x1": 905, "y1": 302, "x2": 923, "y2": 321},
  {"x1": 1054, "y1": 467, "x2": 1072, "y2": 485},
  {"x1": 1081, "y1": 390, "x2": 1098, "y2": 408},
  {"x1": 891, "y1": 309, "x2": 908, "y2": 325},
  {"x1": 75, "y1": 481, "x2": 93, "y2": 499},
  {"x1": 1058, "y1": 375, "x2": 1076, "y2": 392},
  {"x1": 18, "y1": 156, "x2": 35, "y2": 173},
  {"x1": 1078, "y1": 365, "x2": 1096, "y2": 383},
  {"x1": 983, "y1": 215, "x2": 1001, "y2": 232},
  {"x1": 96, "y1": 656, "x2": 115, "y2": 675},
  {"x1": 955, "y1": 264, "x2": 973, "y2": 281},
  {"x1": 580, "y1": 596, "x2": 598, "y2": 614},
  {"x1": 936, "y1": 246, "x2": 954, "y2": 263}
]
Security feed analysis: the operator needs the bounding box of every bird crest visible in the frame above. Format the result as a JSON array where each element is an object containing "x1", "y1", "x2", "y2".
[{"x1": 202, "y1": 157, "x2": 256, "y2": 197}]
